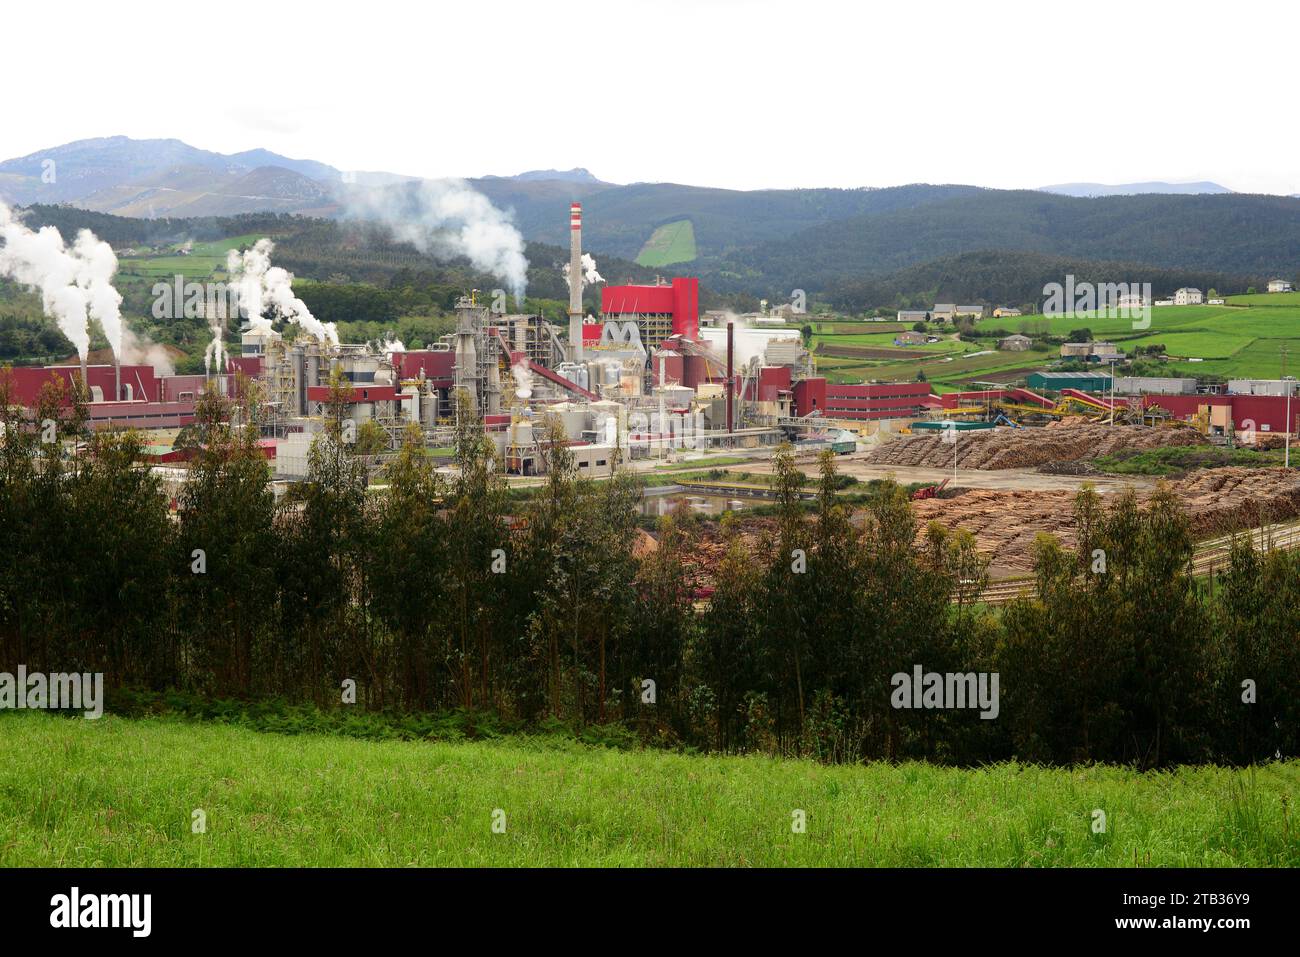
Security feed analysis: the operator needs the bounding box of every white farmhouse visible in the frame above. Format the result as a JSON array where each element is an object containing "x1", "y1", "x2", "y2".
[{"x1": 1173, "y1": 287, "x2": 1203, "y2": 305}]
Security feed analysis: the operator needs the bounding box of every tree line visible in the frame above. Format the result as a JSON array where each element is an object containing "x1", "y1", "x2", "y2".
[{"x1": 0, "y1": 371, "x2": 1295, "y2": 767}]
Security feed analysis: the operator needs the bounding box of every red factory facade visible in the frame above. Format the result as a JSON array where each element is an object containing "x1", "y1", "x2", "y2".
[
  {"x1": 1140, "y1": 393, "x2": 1298, "y2": 434},
  {"x1": 0, "y1": 363, "x2": 227, "y2": 429},
  {"x1": 822, "y1": 382, "x2": 934, "y2": 421},
  {"x1": 600, "y1": 277, "x2": 699, "y2": 347}
]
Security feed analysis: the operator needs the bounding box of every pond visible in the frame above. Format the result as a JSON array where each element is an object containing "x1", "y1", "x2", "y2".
[{"x1": 640, "y1": 488, "x2": 758, "y2": 517}]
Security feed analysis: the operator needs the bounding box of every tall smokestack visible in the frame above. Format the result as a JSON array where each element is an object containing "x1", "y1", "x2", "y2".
[
  {"x1": 79, "y1": 356, "x2": 87, "y2": 395},
  {"x1": 726, "y1": 321, "x2": 735, "y2": 436},
  {"x1": 114, "y1": 356, "x2": 121, "y2": 402},
  {"x1": 568, "y1": 202, "x2": 583, "y2": 361},
  {"x1": 658, "y1": 353, "x2": 667, "y2": 459}
]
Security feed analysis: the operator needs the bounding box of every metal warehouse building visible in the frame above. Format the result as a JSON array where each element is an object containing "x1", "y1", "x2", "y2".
[
  {"x1": 1113, "y1": 376, "x2": 1197, "y2": 395},
  {"x1": 1026, "y1": 371, "x2": 1113, "y2": 392}
]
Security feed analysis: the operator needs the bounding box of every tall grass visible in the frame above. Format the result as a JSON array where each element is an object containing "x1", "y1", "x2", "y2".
[{"x1": 0, "y1": 713, "x2": 1295, "y2": 867}]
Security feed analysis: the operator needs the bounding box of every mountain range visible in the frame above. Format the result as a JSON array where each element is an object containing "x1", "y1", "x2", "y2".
[
  {"x1": 1038, "y1": 181, "x2": 1233, "y2": 198},
  {"x1": 2, "y1": 137, "x2": 1298, "y2": 306}
]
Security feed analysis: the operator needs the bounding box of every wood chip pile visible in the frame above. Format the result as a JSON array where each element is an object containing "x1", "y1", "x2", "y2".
[{"x1": 862, "y1": 423, "x2": 1207, "y2": 470}]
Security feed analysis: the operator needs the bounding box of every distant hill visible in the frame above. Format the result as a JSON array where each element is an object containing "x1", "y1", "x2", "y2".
[
  {"x1": 825, "y1": 249, "x2": 1253, "y2": 313},
  {"x1": 709, "y1": 190, "x2": 1300, "y2": 296},
  {"x1": 75, "y1": 164, "x2": 336, "y2": 218},
  {"x1": 225, "y1": 149, "x2": 340, "y2": 183},
  {"x1": 6, "y1": 138, "x2": 1300, "y2": 306},
  {"x1": 469, "y1": 180, "x2": 987, "y2": 260},
  {"x1": 482, "y1": 168, "x2": 608, "y2": 184},
  {"x1": 1039, "y1": 181, "x2": 1233, "y2": 197},
  {"x1": 0, "y1": 136, "x2": 340, "y2": 206}
]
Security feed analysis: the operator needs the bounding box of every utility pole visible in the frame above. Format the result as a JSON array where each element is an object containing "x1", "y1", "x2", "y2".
[
  {"x1": 1284, "y1": 345, "x2": 1291, "y2": 468},
  {"x1": 1109, "y1": 359, "x2": 1115, "y2": 426}
]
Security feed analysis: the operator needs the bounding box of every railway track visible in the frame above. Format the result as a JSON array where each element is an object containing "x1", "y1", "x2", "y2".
[
  {"x1": 976, "y1": 518, "x2": 1300, "y2": 605},
  {"x1": 976, "y1": 577, "x2": 1036, "y2": 606}
]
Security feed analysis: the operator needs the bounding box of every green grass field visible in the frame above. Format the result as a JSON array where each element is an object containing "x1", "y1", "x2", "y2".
[
  {"x1": 809, "y1": 303, "x2": 1300, "y2": 389},
  {"x1": 1092, "y1": 445, "x2": 1286, "y2": 476},
  {"x1": 813, "y1": 331, "x2": 969, "y2": 353},
  {"x1": 117, "y1": 234, "x2": 261, "y2": 279},
  {"x1": 1122, "y1": 330, "x2": 1258, "y2": 359},
  {"x1": 1, "y1": 713, "x2": 1296, "y2": 866},
  {"x1": 636, "y1": 220, "x2": 697, "y2": 267},
  {"x1": 652, "y1": 455, "x2": 753, "y2": 471},
  {"x1": 975, "y1": 305, "x2": 1246, "y2": 337},
  {"x1": 1228, "y1": 291, "x2": 1300, "y2": 307}
]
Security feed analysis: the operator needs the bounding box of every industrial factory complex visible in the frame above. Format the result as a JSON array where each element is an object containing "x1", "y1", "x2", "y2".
[
  {"x1": 1, "y1": 204, "x2": 841, "y2": 481},
  {"x1": 5, "y1": 202, "x2": 1300, "y2": 491}
]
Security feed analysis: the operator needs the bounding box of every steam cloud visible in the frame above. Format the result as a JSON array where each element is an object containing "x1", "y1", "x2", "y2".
[
  {"x1": 703, "y1": 311, "x2": 772, "y2": 367},
  {"x1": 344, "y1": 179, "x2": 529, "y2": 304},
  {"x1": 0, "y1": 201, "x2": 125, "y2": 363},
  {"x1": 511, "y1": 360, "x2": 533, "y2": 400},
  {"x1": 562, "y1": 253, "x2": 603, "y2": 290},
  {"x1": 203, "y1": 325, "x2": 226, "y2": 376},
  {"x1": 121, "y1": 326, "x2": 176, "y2": 376},
  {"x1": 226, "y1": 238, "x2": 338, "y2": 345}
]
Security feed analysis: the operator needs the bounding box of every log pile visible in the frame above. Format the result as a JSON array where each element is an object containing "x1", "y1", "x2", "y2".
[
  {"x1": 911, "y1": 467, "x2": 1300, "y2": 571},
  {"x1": 664, "y1": 468, "x2": 1300, "y2": 584},
  {"x1": 862, "y1": 423, "x2": 1207, "y2": 470}
]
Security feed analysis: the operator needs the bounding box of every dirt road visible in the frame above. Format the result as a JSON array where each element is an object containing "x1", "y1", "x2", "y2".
[{"x1": 737, "y1": 456, "x2": 1159, "y2": 493}]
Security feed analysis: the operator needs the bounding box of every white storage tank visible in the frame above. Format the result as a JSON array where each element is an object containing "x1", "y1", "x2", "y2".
[
  {"x1": 549, "y1": 401, "x2": 588, "y2": 440},
  {"x1": 555, "y1": 362, "x2": 589, "y2": 391},
  {"x1": 402, "y1": 385, "x2": 421, "y2": 423}
]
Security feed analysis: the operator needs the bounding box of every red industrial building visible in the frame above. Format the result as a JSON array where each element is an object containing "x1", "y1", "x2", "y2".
[
  {"x1": 390, "y1": 350, "x2": 455, "y2": 389},
  {"x1": 794, "y1": 377, "x2": 827, "y2": 417},
  {"x1": 1141, "y1": 393, "x2": 1297, "y2": 435},
  {"x1": 822, "y1": 382, "x2": 934, "y2": 421},
  {"x1": 939, "y1": 387, "x2": 1054, "y2": 409},
  {"x1": 0, "y1": 364, "x2": 230, "y2": 428},
  {"x1": 600, "y1": 277, "x2": 700, "y2": 346}
]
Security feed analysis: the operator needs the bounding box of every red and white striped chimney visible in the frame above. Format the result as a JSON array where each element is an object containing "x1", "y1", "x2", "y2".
[{"x1": 568, "y1": 202, "x2": 583, "y2": 360}]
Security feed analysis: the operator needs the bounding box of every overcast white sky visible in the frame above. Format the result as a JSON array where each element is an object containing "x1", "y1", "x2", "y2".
[{"x1": 6, "y1": 0, "x2": 1298, "y2": 193}]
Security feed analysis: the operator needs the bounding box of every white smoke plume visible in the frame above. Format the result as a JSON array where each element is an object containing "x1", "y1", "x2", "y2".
[
  {"x1": 121, "y1": 326, "x2": 176, "y2": 376},
  {"x1": 203, "y1": 323, "x2": 225, "y2": 376},
  {"x1": 511, "y1": 360, "x2": 533, "y2": 400},
  {"x1": 73, "y1": 229, "x2": 125, "y2": 359},
  {"x1": 562, "y1": 253, "x2": 603, "y2": 290},
  {"x1": 380, "y1": 335, "x2": 405, "y2": 354},
  {"x1": 226, "y1": 238, "x2": 338, "y2": 345},
  {"x1": 0, "y1": 201, "x2": 126, "y2": 364},
  {"x1": 701, "y1": 310, "x2": 771, "y2": 367},
  {"x1": 344, "y1": 179, "x2": 528, "y2": 304}
]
